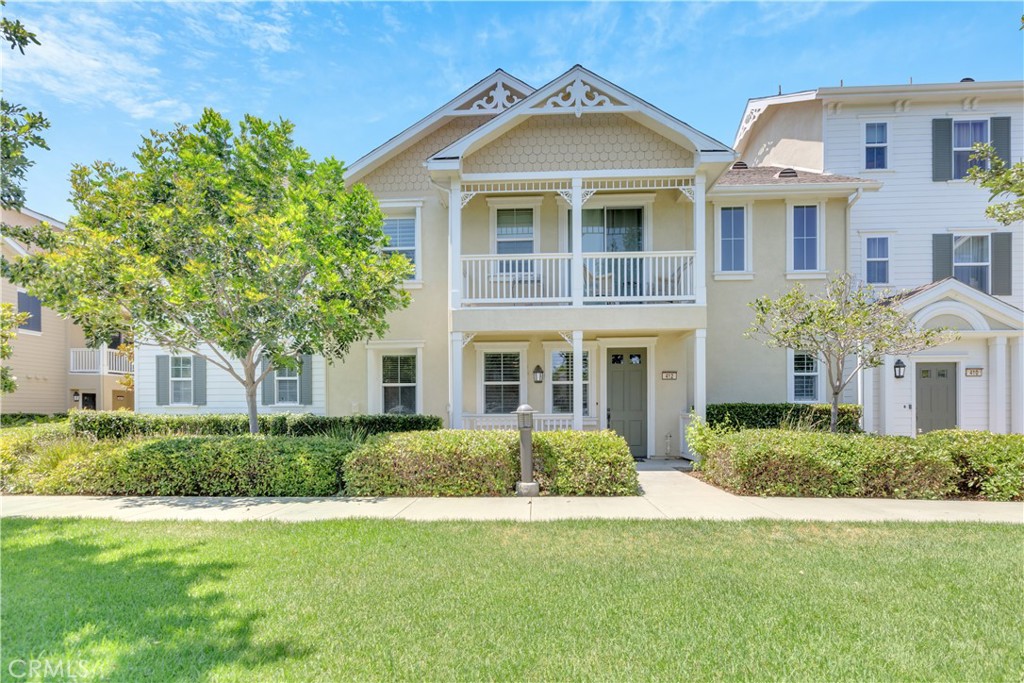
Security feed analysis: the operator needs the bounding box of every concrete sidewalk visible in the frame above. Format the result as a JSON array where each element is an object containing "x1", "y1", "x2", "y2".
[{"x1": 2, "y1": 461, "x2": 1021, "y2": 523}]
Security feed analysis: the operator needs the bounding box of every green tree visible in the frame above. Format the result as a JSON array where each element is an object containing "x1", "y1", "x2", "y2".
[
  {"x1": 0, "y1": 302, "x2": 28, "y2": 393},
  {"x1": 1, "y1": 0, "x2": 50, "y2": 210},
  {"x1": 746, "y1": 274, "x2": 952, "y2": 432},
  {"x1": 2, "y1": 109, "x2": 411, "y2": 432},
  {"x1": 967, "y1": 143, "x2": 1024, "y2": 226}
]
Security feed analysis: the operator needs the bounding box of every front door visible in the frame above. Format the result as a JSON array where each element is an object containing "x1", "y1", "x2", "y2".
[
  {"x1": 607, "y1": 348, "x2": 647, "y2": 458},
  {"x1": 916, "y1": 362, "x2": 956, "y2": 433},
  {"x1": 81, "y1": 392, "x2": 97, "y2": 411}
]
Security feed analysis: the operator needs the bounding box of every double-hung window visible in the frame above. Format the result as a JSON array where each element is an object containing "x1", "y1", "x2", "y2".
[
  {"x1": 382, "y1": 355, "x2": 416, "y2": 414},
  {"x1": 792, "y1": 352, "x2": 819, "y2": 402},
  {"x1": 953, "y1": 120, "x2": 988, "y2": 179},
  {"x1": 550, "y1": 350, "x2": 590, "y2": 416},
  {"x1": 953, "y1": 234, "x2": 990, "y2": 292},
  {"x1": 865, "y1": 236, "x2": 889, "y2": 284},
  {"x1": 170, "y1": 356, "x2": 193, "y2": 405},
  {"x1": 495, "y1": 208, "x2": 535, "y2": 273},
  {"x1": 720, "y1": 207, "x2": 746, "y2": 272},
  {"x1": 865, "y1": 123, "x2": 888, "y2": 170},
  {"x1": 276, "y1": 366, "x2": 299, "y2": 404},
  {"x1": 16, "y1": 291, "x2": 41, "y2": 332},
  {"x1": 483, "y1": 352, "x2": 521, "y2": 414},
  {"x1": 792, "y1": 205, "x2": 819, "y2": 271},
  {"x1": 382, "y1": 216, "x2": 417, "y2": 279}
]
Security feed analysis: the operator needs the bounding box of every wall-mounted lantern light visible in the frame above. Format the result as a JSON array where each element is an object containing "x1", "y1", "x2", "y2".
[
  {"x1": 893, "y1": 359, "x2": 906, "y2": 380},
  {"x1": 72, "y1": 390, "x2": 81, "y2": 402},
  {"x1": 532, "y1": 365, "x2": 544, "y2": 383}
]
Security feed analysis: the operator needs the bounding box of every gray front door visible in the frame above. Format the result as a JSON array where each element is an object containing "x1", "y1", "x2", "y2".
[
  {"x1": 916, "y1": 362, "x2": 957, "y2": 433},
  {"x1": 607, "y1": 348, "x2": 647, "y2": 458}
]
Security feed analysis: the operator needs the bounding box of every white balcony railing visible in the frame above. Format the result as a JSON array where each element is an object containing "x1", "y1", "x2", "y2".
[
  {"x1": 69, "y1": 348, "x2": 133, "y2": 375},
  {"x1": 463, "y1": 413, "x2": 600, "y2": 431},
  {"x1": 461, "y1": 251, "x2": 696, "y2": 306}
]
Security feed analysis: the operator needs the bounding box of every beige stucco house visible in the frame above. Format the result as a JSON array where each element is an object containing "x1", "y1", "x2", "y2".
[
  {"x1": 2, "y1": 208, "x2": 134, "y2": 415},
  {"x1": 136, "y1": 65, "x2": 889, "y2": 456}
]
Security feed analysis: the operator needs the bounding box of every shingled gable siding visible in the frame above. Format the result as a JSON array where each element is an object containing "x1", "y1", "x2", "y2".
[{"x1": 462, "y1": 113, "x2": 695, "y2": 174}]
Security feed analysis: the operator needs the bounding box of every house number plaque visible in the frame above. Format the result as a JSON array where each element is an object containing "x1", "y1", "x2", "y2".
[
  {"x1": 661, "y1": 371, "x2": 678, "y2": 380},
  {"x1": 964, "y1": 367, "x2": 983, "y2": 378}
]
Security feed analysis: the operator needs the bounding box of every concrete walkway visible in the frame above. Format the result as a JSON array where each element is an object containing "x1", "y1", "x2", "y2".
[{"x1": 2, "y1": 461, "x2": 1021, "y2": 523}]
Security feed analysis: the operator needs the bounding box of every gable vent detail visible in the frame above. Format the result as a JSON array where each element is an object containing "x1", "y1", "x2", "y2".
[
  {"x1": 776, "y1": 167, "x2": 798, "y2": 178},
  {"x1": 732, "y1": 161, "x2": 748, "y2": 170}
]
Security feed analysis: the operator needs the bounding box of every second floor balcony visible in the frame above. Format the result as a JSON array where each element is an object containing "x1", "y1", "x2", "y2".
[
  {"x1": 461, "y1": 250, "x2": 696, "y2": 306},
  {"x1": 70, "y1": 348, "x2": 134, "y2": 375}
]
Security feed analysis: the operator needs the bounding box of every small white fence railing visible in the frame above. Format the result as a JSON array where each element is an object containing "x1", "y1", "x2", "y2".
[
  {"x1": 463, "y1": 413, "x2": 600, "y2": 432},
  {"x1": 461, "y1": 251, "x2": 695, "y2": 306},
  {"x1": 69, "y1": 348, "x2": 133, "y2": 375}
]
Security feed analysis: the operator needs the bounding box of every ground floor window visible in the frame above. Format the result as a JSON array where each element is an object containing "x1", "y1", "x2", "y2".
[
  {"x1": 170, "y1": 356, "x2": 193, "y2": 405},
  {"x1": 792, "y1": 352, "x2": 819, "y2": 402},
  {"x1": 276, "y1": 365, "x2": 299, "y2": 404},
  {"x1": 382, "y1": 354, "x2": 416, "y2": 414},
  {"x1": 483, "y1": 352, "x2": 521, "y2": 414},
  {"x1": 550, "y1": 350, "x2": 590, "y2": 416}
]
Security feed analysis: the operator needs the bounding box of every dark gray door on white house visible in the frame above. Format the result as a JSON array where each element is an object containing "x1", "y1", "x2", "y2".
[
  {"x1": 916, "y1": 362, "x2": 957, "y2": 433},
  {"x1": 607, "y1": 348, "x2": 647, "y2": 458}
]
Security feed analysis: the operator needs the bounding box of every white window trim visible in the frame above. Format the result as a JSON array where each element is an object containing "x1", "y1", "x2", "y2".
[
  {"x1": 557, "y1": 194, "x2": 655, "y2": 252},
  {"x1": 169, "y1": 355, "x2": 194, "y2": 406},
  {"x1": 365, "y1": 340, "x2": 424, "y2": 415},
  {"x1": 380, "y1": 200, "x2": 423, "y2": 284},
  {"x1": 951, "y1": 118, "x2": 990, "y2": 180},
  {"x1": 541, "y1": 341, "x2": 597, "y2": 417},
  {"x1": 862, "y1": 121, "x2": 889, "y2": 172},
  {"x1": 474, "y1": 342, "x2": 528, "y2": 415},
  {"x1": 951, "y1": 233, "x2": 992, "y2": 294},
  {"x1": 785, "y1": 200, "x2": 826, "y2": 279},
  {"x1": 863, "y1": 234, "x2": 892, "y2": 285},
  {"x1": 488, "y1": 197, "x2": 543, "y2": 255},
  {"x1": 14, "y1": 288, "x2": 41, "y2": 336},
  {"x1": 713, "y1": 202, "x2": 754, "y2": 279},
  {"x1": 275, "y1": 366, "x2": 300, "y2": 406},
  {"x1": 786, "y1": 349, "x2": 826, "y2": 404}
]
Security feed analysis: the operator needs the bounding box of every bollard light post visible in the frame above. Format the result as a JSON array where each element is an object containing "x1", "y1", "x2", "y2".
[{"x1": 515, "y1": 404, "x2": 539, "y2": 497}]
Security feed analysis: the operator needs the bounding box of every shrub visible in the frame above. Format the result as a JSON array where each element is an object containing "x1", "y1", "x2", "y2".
[
  {"x1": 707, "y1": 403, "x2": 862, "y2": 432},
  {"x1": 694, "y1": 428, "x2": 956, "y2": 499},
  {"x1": 533, "y1": 431, "x2": 639, "y2": 496},
  {"x1": 69, "y1": 410, "x2": 442, "y2": 440},
  {"x1": 0, "y1": 412, "x2": 67, "y2": 426},
  {"x1": 920, "y1": 430, "x2": 1024, "y2": 502}
]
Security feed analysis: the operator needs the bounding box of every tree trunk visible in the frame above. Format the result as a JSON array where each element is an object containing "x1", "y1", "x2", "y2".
[
  {"x1": 830, "y1": 391, "x2": 840, "y2": 433},
  {"x1": 246, "y1": 383, "x2": 259, "y2": 434}
]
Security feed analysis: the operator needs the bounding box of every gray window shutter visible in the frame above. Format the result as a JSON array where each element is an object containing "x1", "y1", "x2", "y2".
[
  {"x1": 155, "y1": 355, "x2": 170, "y2": 406},
  {"x1": 299, "y1": 354, "x2": 313, "y2": 406},
  {"x1": 991, "y1": 232, "x2": 1012, "y2": 296},
  {"x1": 991, "y1": 117, "x2": 1011, "y2": 165},
  {"x1": 192, "y1": 355, "x2": 207, "y2": 406},
  {"x1": 261, "y1": 356, "x2": 275, "y2": 405},
  {"x1": 932, "y1": 118, "x2": 953, "y2": 182},
  {"x1": 932, "y1": 234, "x2": 953, "y2": 281}
]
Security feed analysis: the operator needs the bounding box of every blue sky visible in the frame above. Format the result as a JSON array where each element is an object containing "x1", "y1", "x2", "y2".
[{"x1": 4, "y1": 1, "x2": 1022, "y2": 221}]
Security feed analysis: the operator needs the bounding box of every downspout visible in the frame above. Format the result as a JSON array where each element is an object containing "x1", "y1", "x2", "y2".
[{"x1": 429, "y1": 177, "x2": 455, "y2": 427}]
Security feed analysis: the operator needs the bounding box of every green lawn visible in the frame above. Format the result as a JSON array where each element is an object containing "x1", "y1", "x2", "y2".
[{"x1": 3, "y1": 519, "x2": 1021, "y2": 681}]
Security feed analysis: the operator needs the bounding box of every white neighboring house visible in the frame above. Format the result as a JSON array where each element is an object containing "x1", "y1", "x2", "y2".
[{"x1": 735, "y1": 79, "x2": 1024, "y2": 435}]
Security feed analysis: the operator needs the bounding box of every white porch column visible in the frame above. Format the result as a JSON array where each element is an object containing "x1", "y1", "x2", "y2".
[
  {"x1": 692, "y1": 173, "x2": 707, "y2": 305},
  {"x1": 859, "y1": 361, "x2": 874, "y2": 433},
  {"x1": 693, "y1": 328, "x2": 707, "y2": 420},
  {"x1": 988, "y1": 336, "x2": 1007, "y2": 433},
  {"x1": 1011, "y1": 334, "x2": 1023, "y2": 434},
  {"x1": 572, "y1": 330, "x2": 584, "y2": 431},
  {"x1": 449, "y1": 179, "x2": 462, "y2": 310},
  {"x1": 570, "y1": 177, "x2": 583, "y2": 307},
  {"x1": 450, "y1": 331, "x2": 464, "y2": 428}
]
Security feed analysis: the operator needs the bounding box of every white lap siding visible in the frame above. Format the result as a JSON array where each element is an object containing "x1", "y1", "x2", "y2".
[{"x1": 135, "y1": 343, "x2": 326, "y2": 415}]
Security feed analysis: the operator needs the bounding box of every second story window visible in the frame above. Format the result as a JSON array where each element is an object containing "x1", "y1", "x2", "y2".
[
  {"x1": 719, "y1": 207, "x2": 746, "y2": 272},
  {"x1": 792, "y1": 205, "x2": 819, "y2": 272},
  {"x1": 382, "y1": 217, "x2": 417, "y2": 279},
  {"x1": 865, "y1": 123, "x2": 887, "y2": 169},
  {"x1": 16, "y1": 291, "x2": 41, "y2": 333},
  {"x1": 953, "y1": 120, "x2": 988, "y2": 179},
  {"x1": 953, "y1": 234, "x2": 990, "y2": 292},
  {"x1": 495, "y1": 208, "x2": 535, "y2": 274},
  {"x1": 865, "y1": 236, "x2": 889, "y2": 284}
]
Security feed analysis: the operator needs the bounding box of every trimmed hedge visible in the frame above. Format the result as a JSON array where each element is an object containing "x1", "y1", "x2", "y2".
[
  {"x1": 0, "y1": 412, "x2": 67, "y2": 426},
  {"x1": 69, "y1": 410, "x2": 442, "y2": 440},
  {"x1": 344, "y1": 429, "x2": 639, "y2": 497},
  {"x1": 690, "y1": 422, "x2": 1024, "y2": 501},
  {"x1": 2, "y1": 430, "x2": 354, "y2": 496},
  {"x1": 707, "y1": 403, "x2": 862, "y2": 433}
]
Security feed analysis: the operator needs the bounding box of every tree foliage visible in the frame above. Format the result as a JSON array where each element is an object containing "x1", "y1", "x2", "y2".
[
  {"x1": 0, "y1": 302, "x2": 28, "y2": 393},
  {"x1": 967, "y1": 143, "x2": 1024, "y2": 226},
  {"x1": 746, "y1": 274, "x2": 953, "y2": 432},
  {"x1": 0, "y1": 0, "x2": 49, "y2": 210},
  {"x1": 2, "y1": 109, "x2": 411, "y2": 432}
]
